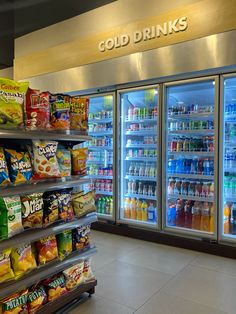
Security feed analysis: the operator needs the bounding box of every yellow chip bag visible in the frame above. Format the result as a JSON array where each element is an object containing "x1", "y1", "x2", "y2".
[
  {"x1": 72, "y1": 190, "x2": 96, "y2": 218},
  {"x1": 11, "y1": 244, "x2": 37, "y2": 278},
  {"x1": 71, "y1": 148, "x2": 87, "y2": 176},
  {"x1": 0, "y1": 249, "x2": 14, "y2": 283}
]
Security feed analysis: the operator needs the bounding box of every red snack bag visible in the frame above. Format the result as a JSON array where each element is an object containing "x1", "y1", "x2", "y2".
[
  {"x1": 25, "y1": 88, "x2": 50, "y2": 130},
  {"x1": 27, "y1": 285, "x2": 47, "y2": 314},
  {"x1": 36, "y1": 235, "x2": 58, "y2": 265}
]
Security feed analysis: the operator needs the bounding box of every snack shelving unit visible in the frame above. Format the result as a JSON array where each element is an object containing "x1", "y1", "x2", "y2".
[{"x1": 0, "y1": 129, "x2": 97, "y2": 313}]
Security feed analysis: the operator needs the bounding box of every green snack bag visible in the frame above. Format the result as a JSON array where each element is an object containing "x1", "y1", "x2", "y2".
[
  {"x1": 56, "y1": 230, "x2": 72, "y2": 259},
  {"x1": 0, "y1": 196, "x2": 23, "y2": 240},
  {"x1": 0, "y1": 78, "x2": 29, "y2": 129}
]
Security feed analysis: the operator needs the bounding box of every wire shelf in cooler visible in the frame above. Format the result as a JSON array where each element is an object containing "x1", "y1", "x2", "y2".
[
  {"x1": 87, "y1": 160, "x2": 113, "y2": 165},
  {"x1": 169, "y1": 151, "x2": 214, "y2": 157},
  {"x1": 126, "y1": 144, "x2": 157, "y2": 148},
  {"x1": 89, "y1": 118, "x2": 113, "y2": 123},
  {"x1": 120, "y1": 217, "x2": 157, "y2": 227},
  {"x1": 168, "y1": 129, "x2": 215, "y2": 136},
  {"x1": 167, "y1": 173, "x2": 214, "y2": 180},
  {"x1": 168, "y1": 112, "x2": 214, "y2": 119},
  {"x1": 88, "y1": 146, "x2": 113, "y2": 150},
  {"x1": 125, "y1": 175, "x2": 156, "y2": 181},
  {"x1": 125, "y1": 157, "x2": 157, "y2": 162},
  {"x1": 125, "y1": 130, "x2": 157, "y2": 136},
  {"x1": 224, "y1": 197, "x2": 236, "y2": 202},
  {"x1": 88, "y1": 175, "x2": 113, "y2": 180},
  {"x1": 125, "y1": 193, "x2": 156, "y2": 200},
  {"x1": 167, "y1": 193, "x2": 214, "y2": 202},
  {"x1": 89, "y1": 131, "x2": 113, "y2": 136},
  {"x1": 95, "y1": 190, "x2": 113, "y2": 196},
  {"x1": 124, "y1": 117, "x2": 157, "y2": 123}
]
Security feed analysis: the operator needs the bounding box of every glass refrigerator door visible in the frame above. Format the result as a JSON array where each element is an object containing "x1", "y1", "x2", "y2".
[
  {"x1": 163, "y1": 78, "x2": 218, "y2": 238},
  {"x1": 118, "y1": 86, "x2": 159, "y2": 229},
  {"x1": 86, "y1": 93, "x2": 115, "y2": 220},
  {"x1": 221, "y1": 75, "x2": 236, "y2": 243}
]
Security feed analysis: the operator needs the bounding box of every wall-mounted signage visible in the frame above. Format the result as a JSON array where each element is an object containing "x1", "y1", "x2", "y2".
[{"x1": 98, "y1": 17, "x2": 188, "y2": 52}]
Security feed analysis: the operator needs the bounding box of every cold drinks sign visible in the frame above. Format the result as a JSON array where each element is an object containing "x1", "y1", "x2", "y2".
[{"x1": 98, "y1": 17, "x2": 188, "y2": 52}]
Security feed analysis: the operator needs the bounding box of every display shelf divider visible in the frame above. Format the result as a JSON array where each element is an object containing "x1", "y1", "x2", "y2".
[
  {"x1": 167, "y1": 173, "x2": 214, "y2": 180},
  {"x1": 0, "y1": 213, "x2": 97, "y2": 251},
  {"x1": 0, "y1": 247, "x2": 97, "y2": 299},
  {"x1": 125, "y1": 175, "x2": 156, "y2": 181},
  {"x1": 167, "y1": 194, "x2": 214, "y2": 202}
]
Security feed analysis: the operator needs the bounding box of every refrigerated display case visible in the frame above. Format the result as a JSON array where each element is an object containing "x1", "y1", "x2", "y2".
[
  {"x1": 118, "y1": 86, "x2": 159, "y2": 229},
  {"x1": 85, "y1": 93, "x2": 115, "y2": 220},
  {"x1": 219, "y1": 74, "x2": 236, "y2": 244},
  {"x1": 163, "y1": 77, "x2": 218, "y2": 239}
]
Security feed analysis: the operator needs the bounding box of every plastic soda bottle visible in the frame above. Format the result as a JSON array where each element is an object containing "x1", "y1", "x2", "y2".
[
  {"x1": 131, "y1": 198, "x2": 137, "y2": 220},
  {"x1": 223, "y1": 203, "x2": 230, "y2": 234},
  {"x1": 192, "y1": 201, "x2": 201, "y2": 230},
  {"x1": 176, "y1": 199, "x2": 185, "y2": 227},
  {"x1": 141, "y1": 201, "x2": 148, "y2": 221},
  {"x1": 124, "y1": 197, "x2": 131, "y2": 219},
  {"x1": 109, "y1": 198, "x2": 113, "y2": 215},
  {"x1": 184, "y1": 200, "x2": 193, "y2": 229},
  {"x1": 230, "y1": 203, "x2": 236, "y2": 234},
  {"x1": 147, "y1": 203, "x2": 156, "y2": 223},
  {"x1": 200, "y1": 202, "x2": 210, "y2": 232},
  {"x1": 136, "y1": 200, "x2": 142, "y2": 220},
  {"x1": 209, "y1": 203, "x2": 214, "y2": 233}
]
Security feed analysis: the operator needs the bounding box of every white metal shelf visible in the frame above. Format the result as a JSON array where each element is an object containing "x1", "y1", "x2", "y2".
[
  {"x1": 125, "y1": 175, "x2": 156, "y2": 181},
  {"x1": 126, "y1": 144, "x2": 157, "y2": 148},
  {"x1": 95, "y1": 190, "x2": 113, "y2": 196},
  {"x1": 89, "y1": 118, "x2": 112, "y2": 123},
  {"x1": 88, "y1": 175, "x2": 113, "y2": 180},
  {"x1": 125, "y1": 193, "x2": 156, "y2": 200},
  {"x1": 89, "y1": 131, "x2": 113, "y2": 136},
  {"x1": 126, "y1": 157, "x2": 157, "y2": 161},
  {"x1": 124, "y1": 117, "x2": 157, "y2": 123},
  {"x1": 88, "y1": 146, "x2": 113, "y2": 150},
  {"x1": 168, "y1": 173, "x2": 214, "y2": 180},
  {"x1": 168, "y1": 129, "x2": 215, "y2": 135},
  {"x1": 168, "y1": 194, "x2": 214, "y2": 202},
  {"x1": 168, "y1": 112, "x2": 214, "y2": 119},
  {"x1": 125, "y1": 130, "x2": 157, "y2": 136},
  {"x1": 169, "y1": 151, "x2": 214, "y2": 157}
]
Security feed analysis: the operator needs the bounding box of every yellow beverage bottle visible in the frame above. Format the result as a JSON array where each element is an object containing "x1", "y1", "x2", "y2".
[
  {"x1": 200, "y1": 202, "x2": 210, "y2": 232},
  {"x1": 209, "y1": 203, "x2": 214, "y2": 233},
  {"x1": 223, "y1": 203, "x2": 230, "y2": 234},
  {"x1": 141, "y1": 201, "x2": 148, "y2": 221},
  {"x1": 136, "y1": 200, "x2": 142, "y2": 220},
  {"x1": 124, "y1": 197, "x2": 131, "y2": 219},
  {"x1": 131, "y1": 198, "x2": 137, "y2": 220}
]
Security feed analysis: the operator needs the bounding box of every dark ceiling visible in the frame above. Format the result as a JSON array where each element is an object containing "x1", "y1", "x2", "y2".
[{"x1": 0, "y1": 0, "x2": 117, "y2": 70}]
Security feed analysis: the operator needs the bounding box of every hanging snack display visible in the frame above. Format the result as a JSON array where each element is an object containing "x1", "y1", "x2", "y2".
[
  {"x1": 57, "y1": 190, "x2": 74, "y2": 221},
  {"x1": 0, "y1": 196, "x2": 23, "y2": 240},
  {"x1": 42, "y1": 191, "x2": 59, "y2": 226},
  {"x1": 21, "y1": 193, "x2": 44, "y2": 229},
  {"x1": 70, "y1": 97, "x2": 89, "y2": 131},
  {"x1": 0, "y1": 148, "x2": 10, "y2": 186},
  {"x1": 36, "y1": 235, "x2": 58, "y2": 265},
  {"x1": 0, "y1": 78, "x2": 28, "y2": 129},
  {"x1": 56, "y1": 230, "x2": 72, "y2": 259},
  {"x1": 32, "y1": 141, "x2": 60, "y2": 179},
  {"x1": 0, "y1": 249, "x2": 14, "y2": 283},
  {"x1": 25, "y1": 88, "x2": 50, "y2": 130},
  {"x1": 49, "y1": 94, "x2": 70, "y2": 130},
  {"x1": 11, "y1": 244, "x2": 37, "y2": 278},
  {"x1": 5, "y1": 149, "x2": 32, "y2": 184},
  {"x1": 56, "y1": 148, "x2": 71, "y2": 177},
  {"x1": 0, "y1": 289, "x2": 28, "y2": 314},
  {"x1": 71, "y1": 148, "x2": 87, "y2": 175}
]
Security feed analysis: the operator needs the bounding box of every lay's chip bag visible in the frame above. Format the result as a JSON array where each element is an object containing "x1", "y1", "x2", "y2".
[
  {"x1": 0, "y1": 148, "x2": 10, "y2": 186},
  {"x1": 0, "y1": 78, "x2": 28, "y2": 129}
]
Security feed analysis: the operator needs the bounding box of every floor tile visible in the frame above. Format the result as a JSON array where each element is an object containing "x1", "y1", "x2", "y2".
[
  {"x1": 118, "y1": 243, "x2": 197, "y2": 275},
  {"x1": 95, "y1": 260, "x2": 172, "y2": 309},
  {"x1": 68, "y1": 295, "x2": 135, "y2": 314},
  {"x1": 91, "y1": 246, "x2": 116, "y2": 271},
  {"x1": 162, "y1": 265, "x2": 236, "y2": 314},
  {"x1": 135, "y1": 291, "x2": 229, "y2": 314},
  {"x1": 191, "y1": 253, "x2": 236, "y2": 277}
]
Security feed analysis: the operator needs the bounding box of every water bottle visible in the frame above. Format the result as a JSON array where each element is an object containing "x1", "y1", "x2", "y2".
[{"x1": 147, "y1": 203, "x2": 156, "y2": 223}]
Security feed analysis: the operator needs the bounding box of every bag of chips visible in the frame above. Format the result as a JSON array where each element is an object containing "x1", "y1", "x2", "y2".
[
  {"x1": 5, "y1": 149, "x2": 32, "y2": 184},
  {"x1": 25, "y1": 88, "x2": 50, "y2": 130},
  {"x1": 0, "y1": 196, "x2": 23, "y2": 240},
  {"x1": 71, "y1": 148, "x2": 87, "y2": 176},
  {"x1": 56, "y1": 230, "x2": 72, "y2": 259},
  {"x1": 63, "y1": 262, "x2": 84, "y2": 290},
  {"x1": 0, "y1": 290, "x2": 28, "y2": 314},
  {"x1": 43, "y1": 274, "x2": 67, "y2": 302},
  {"x1": 83, "y1": 258, "x2": 94, "y2": 282},
  {"x1": 72, "y1": 225, "x2": 91, "y2": 252},
  {"x1": 0, "y1": 148, "x2": 10, "y2": 186},
  {"x1": 11, "y1": 244, "x2": 37, "y2": 278},
  {"x1": 0, "y1": 249, "x2": 14, "y2": 283},
  {"x1": 49, "y1": 94, "x2": 70, "y2": 130},
  {"x1": 42, "y1": 191, "x2": 59, "y2": 226},
  {"x1": 56, "y1": 148, "x2": 71, "y2": 177},
  {"x1": 27, "y1": 285, "x2": 47, "y2": 314},
  {"x1": 0, "y1": 78, "x2": 28, "y2": 129},
  {"x1": 32, "y1": 141, "x2": 60, "y2": 179},
  {"x1": 70, "y1": 97, "x2": 89, "y2": 131},
  {"x1": 36, "y1": 235, "x2": 58, "y2": 265},
  {"x1": 57, "y1": 190, "x2": 74, "y2": 221},
  {"x1": 21, "y1": 193, "x2": 43, "y2": 229},
  {"x1": 72, "y1": 190, "x2": 96, "y2": 218}
]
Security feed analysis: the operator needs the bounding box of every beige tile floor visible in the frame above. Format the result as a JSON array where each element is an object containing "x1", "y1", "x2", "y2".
[{"x1": 69, "y1": 231, "x2": 236, "y2": 314}]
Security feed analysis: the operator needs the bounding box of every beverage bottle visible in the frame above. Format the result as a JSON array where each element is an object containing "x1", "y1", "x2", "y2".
[
  {"x1": 105, "y1": 197, "x2": 110, "y2": 214},
  {"x1": 192, "y1": 201, "x2": 201, "y2": 230},
  {"x1": 143, "y1": 184, "x2": 148, "y2": 195},
  {"x1": 224, "y1": 177, "x2": 230, "y2": 197},
  {"x1": 223, "y1": 202, "x2": 230, "y2": 234},
  {"x1": 129, "y1": 162, "x2": 134, "y2": 176},
  {"x1": 128, "y1": 104, "x2": 134, "y2": 121},
  {"x1": 141, "y1": 201, "x2": 148, "y2": 221},
  {"x1": 131, "y1": 180, "x2": 136, "y2": 194},
  {"x1": 176, "y1": 199, "x2": 185, "y2": 227},
  {"x1": 139, "y1": 163, "x2": 145, "y2": 176},
  {"x1": 209, "y1": 203, "x2": 214, "y2": 233},
  {"x1": 145, "y1": 164, "x2": 149, "y2": 177},
  {"x1": 184, "y1": 200, "x2": 193, "y2": 229},
  {"x1": 232, "y1": 176, "x2": 236, "y2": 197},
  {"x1": 200, "y1": 202, "x2": 210, "y2": 232},
  {"x1": 127, "y1": 180, "x2": 132, "y2": 194},
  {"x1": 167, "y1": 202, "x2": 176, "y2": 226},
  {"x1": 100, "y1": 197, "x2": 105, "y2": 214},
  {"x1": 168, "y1": 178, "x2": 175, "y2": 195},
  {"x1": 230, "y1": 203, "x2": 236, "y2": 235},
  {"x1": 138, "y1": 181, "x2": 143, "y2": 194},
  {"x1": 203, "y1": 159, "x2": 210, "y2": 175},
  {"x1": 109, "y1": 198, "x2": 113, "y2": 215},
  {"x1": 133, "y1": 106, "x2": 139, "y2": 120},
  {"x1": 131, "y1": 198, "x2": 137, "y2": 220},
  {"x1": 148, "y1": 184, "x2": 153, "y2": 196},
  {"x1": 124, "y1": 197, "x2": 131, "y2": 219},
  {"x1": 148, "y1": 203, "x2": 156, "y2": 223},
  {"x1": 101, "y1": 180, "x2": 105, "y2": 191},
  {"x1": 228, "y1": 176, "x2": 233, "y2": 197},
  {"x1": 209, "y1": 159, "x2": 214, "y2": 175},
  {"x1": 137, "y1": 200, "x2": 142, "y2": 220},
  {"x1": 134, "y1": 163, "x2": 139, "y2": 176}
]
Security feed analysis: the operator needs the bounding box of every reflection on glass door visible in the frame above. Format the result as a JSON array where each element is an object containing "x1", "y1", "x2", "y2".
[{"x1": 164, "y1": 78, "x2": 218, "y2": 238}]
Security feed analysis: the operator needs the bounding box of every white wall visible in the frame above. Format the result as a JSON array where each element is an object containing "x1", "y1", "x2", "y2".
[{"x1": 0, "y1": 67, "x2": 13, "y2": 79}]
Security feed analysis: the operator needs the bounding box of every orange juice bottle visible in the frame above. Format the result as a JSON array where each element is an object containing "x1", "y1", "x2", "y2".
[
  {"x1": 131, "y1": 198, "x2": 137, "y2": 220},
  {"x1": 141, "y1": 201, "x2": 148, "y2": 221},
  {"x1": 136, "y1": 200, "x2": 142, "y2": 220},
  {"x1": 124, "y1": 197, "x2": 131, "y2": 219},
  {"x1": 200, "y1": 202, "x2": 210, "y2": 232},
  {"x1": 192, "y1": 201, "x2": 201, "y2": 230},
  {"x1": 223, "y1": 202, "x2": 230, "y2": 234},
  {"x1": 209, "y1": 203, "x2": 214, "y2": 233}
]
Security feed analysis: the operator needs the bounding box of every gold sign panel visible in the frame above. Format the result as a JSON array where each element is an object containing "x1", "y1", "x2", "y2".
[{"x1": 14, "y1": 0, "x2": 236, "y2": 80}]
